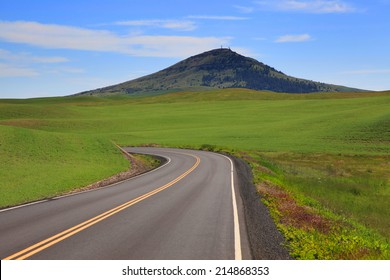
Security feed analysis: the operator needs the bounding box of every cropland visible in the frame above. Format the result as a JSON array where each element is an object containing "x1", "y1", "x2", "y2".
[{"x1": 0, "y1": 89, "x2": 389, "y2": 259}]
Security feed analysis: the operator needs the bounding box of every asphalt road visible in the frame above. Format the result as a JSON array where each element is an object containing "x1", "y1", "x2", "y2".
[{"x1": 0, "y1": 147, "x2": 250, "y2": 260}]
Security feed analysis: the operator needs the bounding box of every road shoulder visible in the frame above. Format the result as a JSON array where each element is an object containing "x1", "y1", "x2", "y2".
[{"x1": 229, "y1": 154, "x2": 292, "y2": 260}]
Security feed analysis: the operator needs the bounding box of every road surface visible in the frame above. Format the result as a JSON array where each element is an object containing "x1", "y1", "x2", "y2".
[{"x1": 0, "y1": 147, "x2": 250, "y2": 259}]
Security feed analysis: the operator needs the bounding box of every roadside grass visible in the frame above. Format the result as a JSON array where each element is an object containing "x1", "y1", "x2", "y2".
[
  {"x1": 238, "y1": 151, "x2": 390, "y2": 259},
  {"x1": 0, "y1": 89, "x2": 389, "y2": 258},
  {"x1": 268, "y1": 153, "x2": 390, "y2": 239}
]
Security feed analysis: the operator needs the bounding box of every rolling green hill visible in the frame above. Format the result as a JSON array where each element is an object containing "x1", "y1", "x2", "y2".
[
  {"x1": 1, "y1": 89, "x2": 389, "y2": 259},
  {"x1": 77, "y1": 49, "x2": 362, "y2": 96}
]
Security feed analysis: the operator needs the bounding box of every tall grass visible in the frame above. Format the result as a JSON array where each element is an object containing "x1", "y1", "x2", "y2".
[{"x1": 244, "y1": 151, "x2": 389, "y2": 259}]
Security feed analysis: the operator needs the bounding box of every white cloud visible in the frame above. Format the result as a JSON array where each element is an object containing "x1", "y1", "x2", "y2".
[
  {"x1": 0, "y1": 48, "x2": 69, "y2": 64},
  {"x1": 0, "y1": 62, "x2": 38, "y2": 77},
  {"x1": 31, "y1": 56, "x2": 69, "y2": 63},
  {"x1": 0, "y1": 21, "x2": 117, "y2": 52},
  {"x1": 275, "y1": 34, "x2": 312, "y2": 42},
  {"x1": 0, "y1": 21, "x2": 229, "y2": 58},
  {"x1": 46, "y1": 67, "x2": 85, "y2": 74},
  {"x1": 187, "y1": 15, "x2": 249, "y2": 20},
  {"x1": 114, "y1": 19, "x2": 197, "y2": 31},
  {"x1": 233, "y1": 5, "x2": 255, "y2": 13},
  {"x1": 256, "y1": 0, "x2": 356, "y2": 13},
  {"x1": 0, "y1": 49, "x2": 71, "y2": 77}
]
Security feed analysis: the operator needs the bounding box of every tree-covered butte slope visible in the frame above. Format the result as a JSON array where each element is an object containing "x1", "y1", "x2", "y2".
[{"x1": 77, "y1": 48, "x2": 363, "y2": 96}]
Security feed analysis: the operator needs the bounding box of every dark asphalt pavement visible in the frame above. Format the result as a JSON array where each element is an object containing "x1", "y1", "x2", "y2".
[{"x1": 0, "y1": 148, "x2": 251, "y2": 260}]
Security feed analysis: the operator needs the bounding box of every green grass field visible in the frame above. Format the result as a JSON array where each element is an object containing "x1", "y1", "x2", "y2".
[{"x1": 1, "y1": 89, "x2": 389, "y2": 258}]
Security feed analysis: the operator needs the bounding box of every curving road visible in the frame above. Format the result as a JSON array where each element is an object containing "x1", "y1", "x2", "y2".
[{"x1": 0, "y1": 147, "x2": 250, "y2": 260}]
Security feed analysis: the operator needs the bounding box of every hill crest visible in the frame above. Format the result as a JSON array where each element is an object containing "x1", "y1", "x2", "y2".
[{"x1": 78, "y1": 48, "x2": 361, "y2": 95}]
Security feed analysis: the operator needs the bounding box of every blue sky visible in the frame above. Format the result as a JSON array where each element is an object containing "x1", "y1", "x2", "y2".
[{"x1": 0, "y1": 0, "x2": 389, "y2": 98}]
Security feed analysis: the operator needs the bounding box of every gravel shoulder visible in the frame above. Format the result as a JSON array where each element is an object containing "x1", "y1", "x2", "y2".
[{"x1": 229, "y1": 154, "x2": 292, "y2": 259}]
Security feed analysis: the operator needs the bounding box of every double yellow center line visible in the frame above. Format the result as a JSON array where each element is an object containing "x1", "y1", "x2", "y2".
[{"x1": 4, "y1": 153, "x2": 200, "y2": 260}]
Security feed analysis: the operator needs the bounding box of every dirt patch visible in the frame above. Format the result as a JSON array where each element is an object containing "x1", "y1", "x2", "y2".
[{"x1": 257, "y1": 180, "x2": 333, "y2": 234}]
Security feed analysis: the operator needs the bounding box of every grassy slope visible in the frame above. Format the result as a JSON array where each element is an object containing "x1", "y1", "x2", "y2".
[
  {"x1": 0, "y1": 125, "x2": 129, "y2": 207},
  {"x1": 0, "y1": 89, "x2": 389, "y2": 258},
  {"x1": 0, "y1": 96, "x2": 130, "y2": 207},
  {"x1": 4, "y1": 90, "x2": 388, "y2": 153}
]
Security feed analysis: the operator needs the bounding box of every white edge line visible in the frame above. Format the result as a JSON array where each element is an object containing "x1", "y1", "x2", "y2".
[
  {"x1": 0, "y1": 152, "x2": 171, "y2": 213},
  {"x1": 0, "y1": 147, "x2": 243, "y2": 260},
  {"x1": 220, "y1": 153, "x2": 242, "y2": 260}
]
